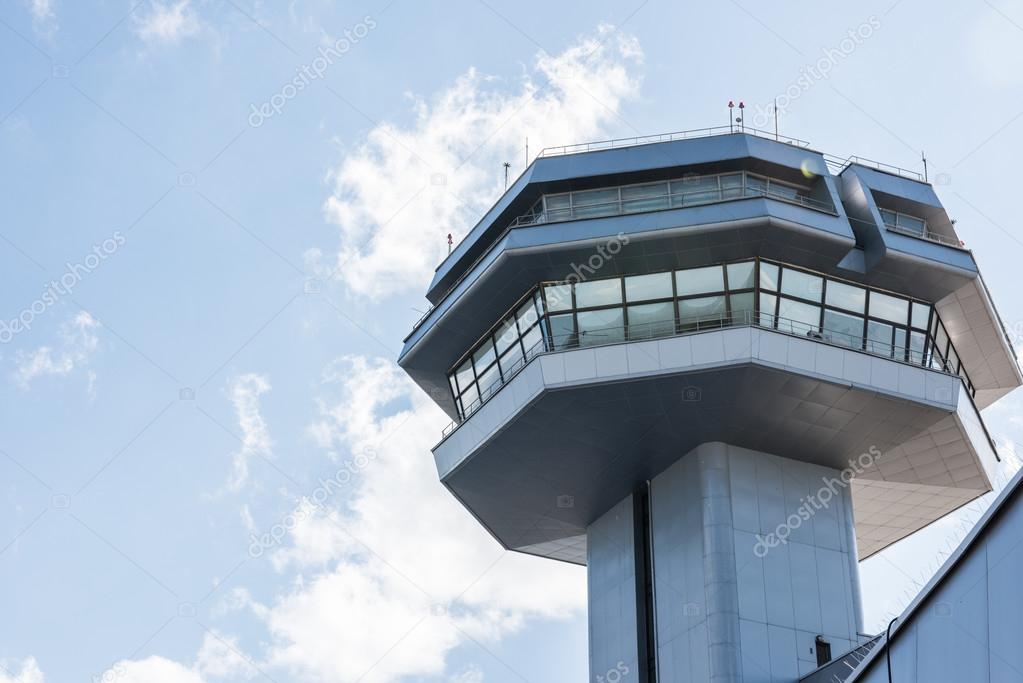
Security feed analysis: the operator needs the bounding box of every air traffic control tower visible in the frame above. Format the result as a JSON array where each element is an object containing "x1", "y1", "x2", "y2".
[{"x1": 397, "y1": 128, "x2": 1021, "y2": 682}]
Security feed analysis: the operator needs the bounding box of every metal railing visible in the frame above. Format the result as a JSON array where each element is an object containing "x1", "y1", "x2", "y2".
[
  {"x1": 883, "y1": 223, "x2": 967, "y2": 250},
  {"x1": 506, "y1": 183, "x2": 834, "y2": 230},
  {"x1": 408, "y1": 178, "x2": 836, "y2": 339},
  {"x1": 441, "y1": 336, "x2": 546, "y2": 437},
  {"x1": 440, "y1": 311, "x2": 963, "y2": 440},
  {"x1": 823, "y1": 153, "x2": 925, "y2": 182},
  {"x1": 411, "y1": 129, "x2": 934, "y2": 341},
  {"x1": 537, "y1": 126, "x2": 811, "y2": 157}
]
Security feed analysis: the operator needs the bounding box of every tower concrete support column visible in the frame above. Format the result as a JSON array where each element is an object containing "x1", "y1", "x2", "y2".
[
  {"x1": 587, "y1": 442, "x2": 865, "y2": 682},
  {"x1": 587, "y1": 494, "x2": 643, "y2": 683},
  {"x1": 699, "y1": 443, "x2": 743, "y2": 682}
]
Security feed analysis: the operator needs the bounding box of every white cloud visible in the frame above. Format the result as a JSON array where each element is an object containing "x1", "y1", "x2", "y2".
[
  {"x1": 110, "y1": 657, "x2": 204, "y2": 683},
  {"x1": 320, "y1": 25, "x2": 643, "y2": 300},
  {"x1": 250, "y1": 355, "x2": 585, "y2": 682},
  {"x1": 25, "y1": 0, "x2": 56, "y2": 37},
  {"x1": 196, "y1": 631, "x2": 258, "y2": 680},
  {"x1": 0, "y1": 657, "x2": 44, "y2": 683},
  {"x1": 226, "y1": 373, "x2": 273, "y2": 491},
  {"x1": 134, "y1": 0, "x2": 201, "y2": 45},
  {"x1": 14, "y1": 311, "x2": 99, "y2": 389},
  {"x1": 449, "y1": 666, "x2": 485, "y2": 683},
  {"x1": 83, "y1": 632, "x2": 256, "y2": 683}
]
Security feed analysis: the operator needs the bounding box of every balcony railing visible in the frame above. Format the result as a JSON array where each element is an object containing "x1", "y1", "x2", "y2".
[
  {"x1": 440, "y1": 311, "x2": 963, "y2": 440},
  {"x1": 883, "y1": 223, "x2": 968, "y2": 250},
  {"x1": 537, "y1": 126, "x2": 811, "y2": 157},
  {"x1": 823, "y1": 153, "x2": 925, "y2": 182},
  {"x1": 506, "y1": 182, "x2": 835, "y2": 230}
]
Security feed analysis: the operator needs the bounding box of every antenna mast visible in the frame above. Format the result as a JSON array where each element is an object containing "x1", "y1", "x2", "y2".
[{"x1": 774, "y1": 98, "x2": 779, "y2": 140}]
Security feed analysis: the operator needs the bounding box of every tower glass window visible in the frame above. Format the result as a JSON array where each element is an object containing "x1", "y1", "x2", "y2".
[
  {"x1": 880, "y1": 207, "x2": 928, "y2": 237},
  {"x1": 526, "y1": 170, "x2": 829, "y2": 226},
  {"x1": 447, "y1": 257, "x2": 975, "y2": 419}
]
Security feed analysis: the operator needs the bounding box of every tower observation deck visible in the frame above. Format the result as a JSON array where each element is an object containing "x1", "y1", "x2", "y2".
[{"x1": 397, "y1": 127, "x2": 1021, "y2": 682}]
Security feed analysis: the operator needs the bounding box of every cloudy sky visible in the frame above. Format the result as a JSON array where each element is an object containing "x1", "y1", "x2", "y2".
[{"x1": 2, "y1": 1, "x2": 1023, "y2": 681}]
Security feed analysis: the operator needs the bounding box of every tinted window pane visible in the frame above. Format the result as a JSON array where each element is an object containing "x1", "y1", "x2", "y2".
[
  {"x1": 572, "y1": 188, "x2": 619, "y2": 217},
  {"x1": 520, "y1": 323, "x2": 543, "y2": 355},
  {"x1": 823, "y1": 309, "x2": 863, "y2": 349},
  {"x1": 947, "y1": 346, "x2": 960, "y2": 374},
  {"x1": 495, "y1": 318, "x2": 519, "y2": 355},
  {"x1": 627, "y1": 302, "x2": 675, "y2": 339},
  {"x1": 729, "y1": 292, "x2": 755, "y2": 324},
  {"x1": 720, "y1": 173, "x2": 743, "y2": 199},
  {"x1": 548, "y1": 314, "x2": 576, "y2": 350},
  {"x1": 448, "y1": 375, "x2": 458, "y2": 398},
  {"x1": 573, "y1": 187, "x2": 619, "y2": 206},
  {"x1": 621, "y1": 182, "x2": 669, "y2": 212},
  {"x1": 621, "y1": 182, "x2": 668, "y2": 199},
  {"x1": 879, "y1": 208, "x2": 897, "y2": 227},
  {"x1": 759, "y1": 293, "x2": 778, "y2": 325},
  {"x1": 825, "y1": 281, "x2": 866, "y2": 313},
  {"x1": 477, "y1": 364, "x2": 501, "y2": 397},
  {"x1": 870, "y1": 292, "x2": 909, "y2": 324},
  {"x1": 778, "y1": 299, "x2": 821, "y2": 334},
  {"x1": 516, "y1": 299, "x2": 540, "y2": 330},
  {"x1": 499, "y1": 345, "x2": 525, "y2": 377},
  {"x1": 934, "y1": 323, "x2": 948, "y2": 357},
  {"x1": 472, "y1": 340, "x2": 497, "y2": 372},
  {"x1": 726, "y1": 261, "x2": 755, "y2": 290},
  {"x1": 912, "y1": 302, "x2": 931, "y2": 329},
  {"x1": 578, "y1": 308, "x2": 624, "y2": 347},
  {"x1": 759, "y1": 262, "x2": 780, "y2": 290},
  {"x1": 676, "y1": 265, "x2": 724, "y2": 296},
  {"x1": 455, "y1": 359, "x2": 474, "y2": 393},
  {"x1": 894, "y1": 327, "x2": 907, "y2": 360},
  {"x1": 544, "y1": 284, "x2": 573, "y2": 312},
  {"x1": 460, "y1": 383, "x2": 480, "y2": 412},
  {"x1": 898, "y1": 213, "x2": 926, "y2": 235},
  {"x1": 745, "y1": 175, "x2": 767, "y2": 196},
  {"x1": 678, "y1": 296, "x2": 726, "y2": 329},
  {"x1": 575, "y1": 278, "x2": 622, "y2": 308},
  {"x1": 671, "y1": 176, "x2": 720, "y2": 205},
  {"x1": 546, "y1": 194, "x2": 571, "y2": 209},
  {"x1": 625, "y1": 272, "x2": 673, "y2": 302},
  {"x1": 910, "y1": 331, "x2": 927, "y2": 365},
  {"x1": 866, "y1": 320, "x2": 894, "y2": 356},
  {"x1": 781, "y1": 268, "x2": 823, "y2": 302},
  {"x1": 767, "y1": 180, "x2": 800, "y2": 201}
]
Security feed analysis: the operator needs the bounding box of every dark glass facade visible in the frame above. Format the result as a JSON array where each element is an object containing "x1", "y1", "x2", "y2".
[{"x1": 448, "y1": 258, "x2": 974, "y2": 419}]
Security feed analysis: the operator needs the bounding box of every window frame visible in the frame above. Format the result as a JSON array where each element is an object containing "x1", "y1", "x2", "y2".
[{"x1": 447, "y1": 257, "x2": 974, "y2": 419}]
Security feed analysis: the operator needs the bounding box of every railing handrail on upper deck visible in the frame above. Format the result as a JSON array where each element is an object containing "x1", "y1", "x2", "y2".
[
  {"x1": 537, "y1": 125, "x2": 812, "y2": 157},
  {"x1": 823, "y1": 153, "x2": 925, "y2": 182},
  {"x1": 438, "y1": 311, "x2": 967, "y2": 441}
]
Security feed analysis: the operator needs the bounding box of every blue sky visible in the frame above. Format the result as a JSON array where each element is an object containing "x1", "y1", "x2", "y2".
[{"x1": 2, "y1": 1, "x2": 1023, "y2": 681}]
